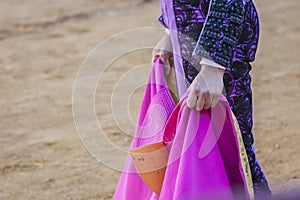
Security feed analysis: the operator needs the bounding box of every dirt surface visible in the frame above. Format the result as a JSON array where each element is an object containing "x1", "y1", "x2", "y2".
[{"x1": 0, "y1": 0, "x2": 299, "y2": 199}]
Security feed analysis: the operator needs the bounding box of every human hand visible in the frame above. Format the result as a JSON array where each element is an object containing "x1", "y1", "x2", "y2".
[
  {"x1": 152, "y1": 33, "x2": 173, "y2": 67},
  {"x1": 187, "y1": 65, "x2": 225, "y2": 111}
]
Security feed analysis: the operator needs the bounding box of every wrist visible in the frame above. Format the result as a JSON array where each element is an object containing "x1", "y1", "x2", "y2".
[
  {"x1": 200, "y1": 64, "x2": 225, "y2": 77},
  {"x1": 164, "y1": 32, "x2": 171, "y2": 39}
]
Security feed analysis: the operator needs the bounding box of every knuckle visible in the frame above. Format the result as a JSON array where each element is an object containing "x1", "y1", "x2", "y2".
[
  {"x1": 211, "y1": 93, "x2": 218, "y2": 98},
  {"x1": 193, "y1": 88, "x2": 200, "y2": 94},
  {"x1": 201, "y1": 90, "x2": 209, "y2": 96},
  {"x1": 212, "y1": 91, "x2": 220, "y2": 97},
  {"x1": 193, "y1": 86, "x2": 200, "y2": 93}
]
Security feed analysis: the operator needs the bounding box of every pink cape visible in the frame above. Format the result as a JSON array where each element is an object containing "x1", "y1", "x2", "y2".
[{"x1": 113, "y1": 58, "x2": 253, "y2": 200}]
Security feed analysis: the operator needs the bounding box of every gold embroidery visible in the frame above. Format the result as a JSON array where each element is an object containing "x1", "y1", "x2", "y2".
[{"x1": 231, "y1": 110, "x2": 254, "y2": 199}]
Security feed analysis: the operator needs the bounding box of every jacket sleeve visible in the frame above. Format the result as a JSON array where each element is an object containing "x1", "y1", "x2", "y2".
[
  {"x1": 157, "y1": 14, "x2": 169, "y2": 28},
  {"x1": 192, "y1": 0, "x2": 246, "y2": 69}
]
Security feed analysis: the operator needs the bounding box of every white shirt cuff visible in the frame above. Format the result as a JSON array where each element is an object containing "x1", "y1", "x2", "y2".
[
  {"x1": 165, "y1": 28, "x2": 170, "y2": 35},
  {"x1": 200, "y1": 57, "x2": 226, "y2": 70}
]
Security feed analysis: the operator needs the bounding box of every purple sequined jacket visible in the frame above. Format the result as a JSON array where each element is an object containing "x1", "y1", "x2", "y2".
[{"x1": 158, "y1": 0, "x2": 260, "y2": 70}]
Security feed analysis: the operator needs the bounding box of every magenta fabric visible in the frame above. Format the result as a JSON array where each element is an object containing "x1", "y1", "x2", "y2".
[
  {"x1": 113, "y1": 58, "x2": 175, "y2": 199},
  {"x1": 113, "y1": 58, "x2": 251, "y2": 200}
]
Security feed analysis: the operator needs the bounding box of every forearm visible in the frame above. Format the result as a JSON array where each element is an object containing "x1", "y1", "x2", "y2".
[{"x1": 192, "y1": 0, "x2": 246, "y2": 69}]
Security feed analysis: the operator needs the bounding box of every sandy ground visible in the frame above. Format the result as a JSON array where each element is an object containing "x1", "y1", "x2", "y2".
[{"x1": 0, "y1": 0, "x2": 299, "y2": 199}]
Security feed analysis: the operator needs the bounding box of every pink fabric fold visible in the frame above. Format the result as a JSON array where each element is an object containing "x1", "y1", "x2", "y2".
[{"x1": 113, "y1": 58, "x2": 251, "y2": 200}]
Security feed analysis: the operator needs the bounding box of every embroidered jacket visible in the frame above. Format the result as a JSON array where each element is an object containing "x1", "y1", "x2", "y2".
[{"x1": 158, "y1": 0, "x2": 259, "y2": 69}]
